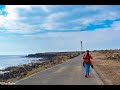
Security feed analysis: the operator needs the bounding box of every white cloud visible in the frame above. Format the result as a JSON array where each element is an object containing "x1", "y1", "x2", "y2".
[
  {"x1": 94, "y1": 11, "x2": 119, "y2": 21},
  {"x1": 0, "y1": 5, "x2": 45, "y2": 34},
  {"x1": 0, "y1": 5, "x2": 70, "y2": 34},
  {"x1": 0, "y1": 10, "x2": 2, "y2": 14},
  {"x1": 33, "y1": 5, "x2": 57, "y2": 13},
  {"x1": 0, "y1": 5, "x2": 120, "y2": 35},
  {"x1": 69, "y1": 5, "x2": 120, "y2": 29},
  {"x1": 72, "y1": 26, "x2": 83, "y2": 30},
  {"x1": 39, "y1": 5, "x2": 49, "y2": 13},
  {"x1": 4, "y1": 5, "x2": 31, "y2": 20},
  {"x1": 40, "y1": 22, "x2": 62, "y2": 30},
  {"x1": 72, "y1": 18, "x2": 94, "y2": 25},
  {"x1": 22, "y1": 20, "x2": 120, "y2": 50},
  {"x1": 46, "y1": 12, "x2": 68, "y2": 22},
  {"x1": 0, "y1": 15, "x2": 6, "y2": 27},
  {"x1": 83, "y1": 5, "x2": 108, "y2": 11},
  {"x1": 72, "y1": 5, "x2": 107, "y2": 13},
  {"x1": 39, "y1": 12, "x2": 68, "y2": 30},
  {"x1": 22, "y1": 30, "x2": 120, "y2": 51},
  {"x1": 70, "y1": 10, "x2": 120, "y2": 30},
  {"x1": 2, "y1": 5, "x2": 120, "y2": 54},
  {"x1": 110, "y1": 21, "x2": 120, "y2": 31}
]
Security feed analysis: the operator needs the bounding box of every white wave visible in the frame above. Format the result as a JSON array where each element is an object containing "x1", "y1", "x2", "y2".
[{"x1": 0, "y1": 67, "x2": 5, "y2": 70}]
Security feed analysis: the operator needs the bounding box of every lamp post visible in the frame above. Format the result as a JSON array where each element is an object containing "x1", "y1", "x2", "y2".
[{"x1": 81, "y1": 41, "x2": 82, "y2": 55}]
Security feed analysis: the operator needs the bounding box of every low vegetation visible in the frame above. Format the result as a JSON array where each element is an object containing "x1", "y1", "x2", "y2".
[{"x1": 91, "y1": 50, "x2": 120, "y2": 85}]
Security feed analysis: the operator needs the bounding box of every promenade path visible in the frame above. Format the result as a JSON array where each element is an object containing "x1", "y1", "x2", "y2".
[{"x1": 15, "y1": 55, "x2": 104, "y2": 85}]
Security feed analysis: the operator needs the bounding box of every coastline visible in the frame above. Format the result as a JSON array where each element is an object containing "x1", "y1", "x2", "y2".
[
  {"x1": 0, "y1": 52, "x2": 80, "y2": 84},
  {"x1": 0, "y1": 55, "x2": 42, "y2": 71}
]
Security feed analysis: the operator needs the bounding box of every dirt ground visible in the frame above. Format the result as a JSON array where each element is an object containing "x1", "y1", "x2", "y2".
[{"x1": 91, "y1": 51, "x2": 120, "y2": 85}]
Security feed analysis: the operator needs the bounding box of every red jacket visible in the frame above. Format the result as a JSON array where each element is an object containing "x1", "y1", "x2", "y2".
[{"x1": 83, "y1": 53, "x2": 93, "y2": 65}]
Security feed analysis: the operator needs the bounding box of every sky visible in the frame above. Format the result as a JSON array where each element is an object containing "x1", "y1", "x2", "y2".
[{"x1": 0, "y1": 5, "x2": 120, "y2": 55}]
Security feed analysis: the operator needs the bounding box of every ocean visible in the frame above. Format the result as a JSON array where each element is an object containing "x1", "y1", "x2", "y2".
[{"x1": 0, "y1": 55, "x2": 42, "y2": 70}]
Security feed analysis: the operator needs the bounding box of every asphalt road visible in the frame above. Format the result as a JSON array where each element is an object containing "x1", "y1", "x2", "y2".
[{"x1": 15, "y1": 55, "x2": 104, "y2": 85}]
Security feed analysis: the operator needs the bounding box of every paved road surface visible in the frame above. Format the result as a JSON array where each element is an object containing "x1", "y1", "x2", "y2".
[{"x1": 15, "y1": 55, "x2": 104, "y2": 85}]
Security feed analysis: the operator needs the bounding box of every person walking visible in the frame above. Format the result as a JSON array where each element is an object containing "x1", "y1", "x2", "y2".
[{"x1": 83, "y1": 50, "x2": 93, "y2": 78}]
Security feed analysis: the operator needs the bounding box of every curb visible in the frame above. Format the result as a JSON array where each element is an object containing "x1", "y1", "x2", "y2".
[{"x1": 91, "y1": 67, "x2": 104, "y2": 85}]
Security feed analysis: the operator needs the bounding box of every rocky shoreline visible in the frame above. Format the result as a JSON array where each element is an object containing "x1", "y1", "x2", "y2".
[{"x1": 0, "y1": 52, "x2": 80, "y2": 83}]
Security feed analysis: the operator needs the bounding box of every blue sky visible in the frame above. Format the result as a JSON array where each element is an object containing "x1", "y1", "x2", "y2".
[{"x1": 0, "y1": 5, "x2": 120, "y2": 55}]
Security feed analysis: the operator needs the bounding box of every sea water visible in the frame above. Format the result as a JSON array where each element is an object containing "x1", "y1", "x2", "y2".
[{"x1": 0, "y1": 55, "x2": 42, "y2": 70}]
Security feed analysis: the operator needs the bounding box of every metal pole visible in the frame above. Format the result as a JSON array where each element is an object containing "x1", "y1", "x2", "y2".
[{"x1": 81, "y1": 41, "x2": 82, "y2": 55}]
